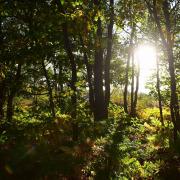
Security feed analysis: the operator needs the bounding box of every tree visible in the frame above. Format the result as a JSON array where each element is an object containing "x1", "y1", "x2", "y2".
[
  {"x1": 155, "y1": 41, "x2": 164, "y2": 126},
  {"x1": 55, "y1": 0, "x2": 78, "y2": 140},
  {"x1": 145, "y1": 0, "x2": 180, "y2": 140}
]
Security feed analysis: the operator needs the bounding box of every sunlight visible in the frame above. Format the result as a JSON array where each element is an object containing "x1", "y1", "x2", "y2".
[{"x1": 135, "y1": 44, "x2": 156, "y2": 92}]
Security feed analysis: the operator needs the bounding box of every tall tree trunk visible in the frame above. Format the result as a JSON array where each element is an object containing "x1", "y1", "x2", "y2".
[
  {"x1": 6, "y1": 63, "x2": 22, "y2": 122},
  {"x1": 145, "y1": 0, "x2": 180, "y2": 140},
  {"x1": 58, "y1": 64, "x2": 65, "y2": 113},
  {"x1": 123, "y1": 52, "x2": 130, "y2": 114},
  {"x1": 53, "y1": 63, "x2": 58, "y2": 100},
  {"x1": 130, "y1": 50, "x2": 135, "y2": 115},
  {"x1": 94, "y1": 17, "x2": 106, "y2": 121},
  {"x1": 63, "y1": 25, "x2": 78, "y2": 140},
  {"x1": 84, "y1": 53, "x2": 94, "y2": 113},
  {"x1": 162, "y1": 0, "x2": 180, "y2": 139},
  {"x1": 133, "y1": 63, "x2": 140, "y2": 117},
  {"x1": 42, "y1": 60, "x2": 55, "y2": 118},
  {"x1": 104, "y1": 0, "x2": 114, "y2": 117},
  {"x1": 79, "y1": 35, "x2": 95, "y2": 113},
  {"x1": 32, "y1": 66, "x2": 38, "y2": 112},
  {"x1": 6, "y1": 92, "x2": 14, "y2": 122},
  {"x1": 92, "y1": 0, "x2": 107, "y2": 121},
  {"x1": 123, "y1": 27, "x2": 134, "y2": 113},
  {"x1": 55, "y1": 0, "x2": 78, "y2": 140},
  {"x1": 155, "y1": 47, "x2": 164, "y2": 126}
]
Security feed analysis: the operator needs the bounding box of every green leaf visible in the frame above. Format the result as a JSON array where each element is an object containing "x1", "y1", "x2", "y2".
[{"x1": 60, "y1": 0, "x2": 64, "y2": 5}]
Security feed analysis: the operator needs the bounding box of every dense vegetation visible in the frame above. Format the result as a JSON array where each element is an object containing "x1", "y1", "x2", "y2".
[{"x1": 0, "y1": 0, "x2": 179, "y2": 179}]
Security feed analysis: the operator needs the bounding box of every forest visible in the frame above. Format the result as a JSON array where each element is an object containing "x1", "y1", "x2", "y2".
[{"x1": 0, "y1": 0, "x2": 180, "y2": 179}]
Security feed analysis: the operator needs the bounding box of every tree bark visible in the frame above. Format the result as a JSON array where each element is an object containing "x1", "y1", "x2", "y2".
[
  {"x1": 104, "y1": 0, "x2": 114, "y2": 117},
  {"x1": 94, "y1": 17, "x2": 106, "y2": 121},
  {"x1": 92, "y1": 0, "x2": 108, "y2": 121}
]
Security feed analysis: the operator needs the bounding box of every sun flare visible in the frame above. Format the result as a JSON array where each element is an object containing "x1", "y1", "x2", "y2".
[
  {"x1": 135, "y1": 44, "x2": 156, "y2": 92},
  {"x1": 135, "y1": 44, "x2": 156, "y2": 69}
]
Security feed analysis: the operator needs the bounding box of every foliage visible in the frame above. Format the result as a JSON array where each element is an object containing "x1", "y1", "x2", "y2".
[{"x1": 0, "y1": 0, "x2": 179, "y2": 179}]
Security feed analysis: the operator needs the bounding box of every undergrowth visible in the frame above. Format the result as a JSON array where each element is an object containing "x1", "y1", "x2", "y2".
[{"x1": 0, "y1": 104, "x2": 179, "y2": 179}]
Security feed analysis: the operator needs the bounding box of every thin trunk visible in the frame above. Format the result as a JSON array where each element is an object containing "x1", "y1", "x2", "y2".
[
  {"x1": 94, "y1": 17, "x2": 106, "y2": 121},
  {"x1": 123, "y1": 52, "x2": 130, "y2": 113},
  {"x1": 55, "y1": 0, "x2": 78, "y2": 140},
  {"x1": 63, "y1": 25, "x2": 77, "y2": 140},
  {"x1": 32, "y1": 72, "x2": 38, "y2": 113},
  {"x1": 58, "y1": 64, "x2": 65, "y2": 112},
  {"x1": 130, "y1": 50, "x2": 135, "y2": 115},
  {"x1": 79, "y1": 35, "x2": 95, "y2": 112},
  {"x1": 6, "y1": 63, "x2": 22, "y2": 122},
  {"x1": 123, "y1": 28, "x2": 134, "y2": 113},
  {"x1": 156, "y1": 48, "x2": 164, "y2": 126},
  {"x1": 53, "y1": 64, "x2": 58, "y2": 100},
  {"x1": 133, "y1": 63, "x2": 140, "y2": 117},
  {"x1": 42, "y1": 60, "x2": 55, "y2": 118},
  {"x1": 104, "y1": 0, "x2": 114, "y2": 117},
  {"x1": 84, "y1": 53, "x2": 95, "y2": 112}
]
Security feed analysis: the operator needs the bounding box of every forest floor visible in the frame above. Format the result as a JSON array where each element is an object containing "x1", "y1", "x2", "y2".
[{"x1": 1, "y1": 108, "x2": 180, "y2": 179}]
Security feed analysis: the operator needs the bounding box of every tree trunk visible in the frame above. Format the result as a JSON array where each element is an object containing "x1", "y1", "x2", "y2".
[
  {"x1": 56, "y1": 0, "x2": 78, "y2": 140},
  {"x1": 58, "y1": 64, "x2": 65, "y2": 113},
  {"x1": 79, "y1": 35, "x2": 95, "y2": 113},
  {"x1": 123, "y1": 27, "x2": 134, "y2": 113},
  {"x1": 133, "y1": 63, "x2": 140, "y2": 117},
  {"x1": 130, "y1": 50, "x2": 135, "y2": 115},
  {"x1": 162, "y1": 0, "x2": 180, "y2": 138},
  {"x1": 156, "y1": 48, "x2": 164, "y2": 126},
  {"x1": 104, "y1": 0, "x2": 114, "y2": 117},
  {"x1": 6, "y1": 92, "x2": 14, "y2": 122},
  {"x1": 94, "y1": 17, "x2": 106, "y2": 121},
  {"x1": 145, "y1": 0, "x2": 180, "y2": 140},
  {"x1": 6, "y1": 63, "x2": 22, "y2": 122},
  {"x1": 42, "y1": 60, "x2": 55, "y2": 118},
  {"x1": 63, "y1": 25, "x2": 78, "y2": 140},
  {"x1": 123, "y1": 51, "x2": 130, "y2": 114},
  {"x1": 53, "y1": 63, "x2": 58, "y2": 100},
  {"x1": 84, "y1": 53, "x2": 95, "y2": 113}
]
